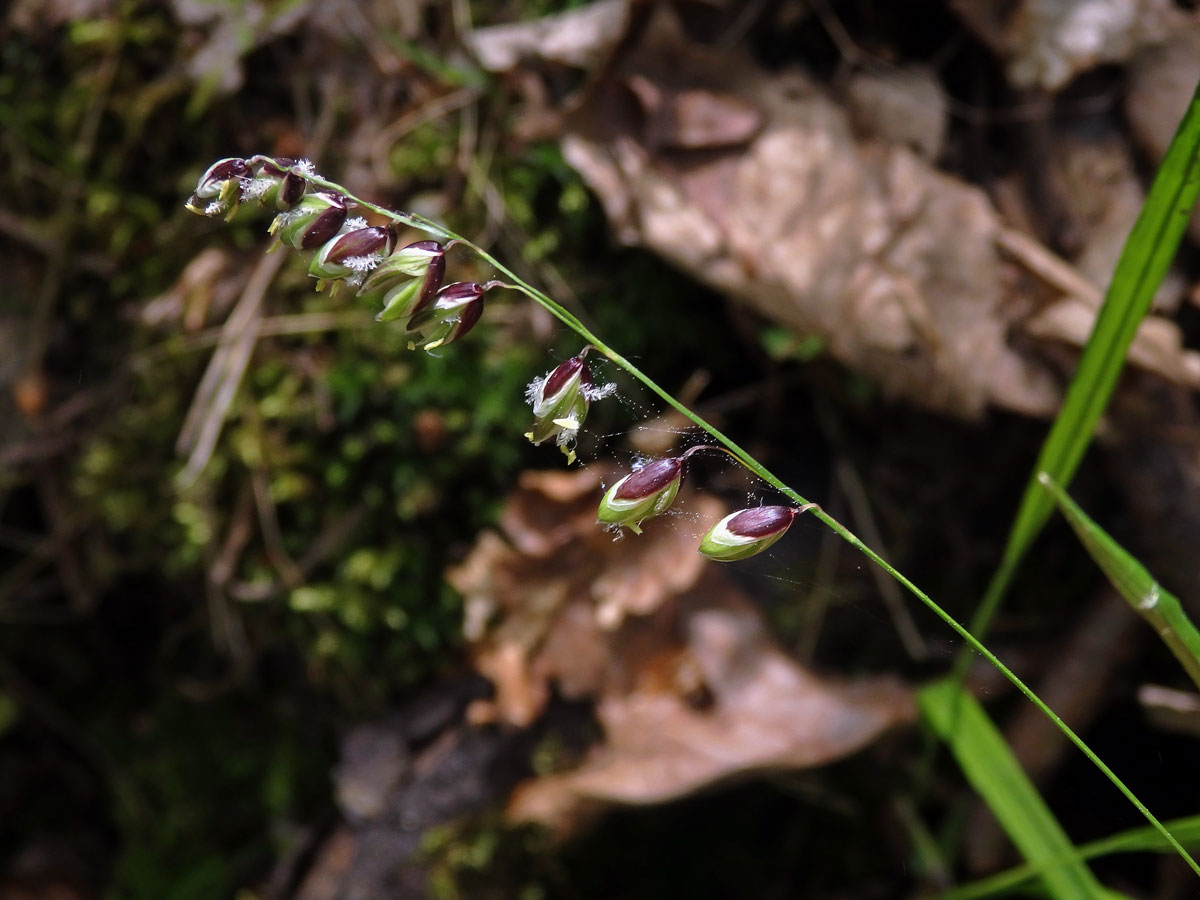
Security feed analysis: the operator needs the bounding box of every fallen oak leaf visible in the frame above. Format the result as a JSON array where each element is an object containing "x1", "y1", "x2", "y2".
[
  {"x1": 507, "y1": 583, "x2": 915, "y2": 836},
  {"x1": 560, "y1": 7, "x2": 1062, "y2": 419}
]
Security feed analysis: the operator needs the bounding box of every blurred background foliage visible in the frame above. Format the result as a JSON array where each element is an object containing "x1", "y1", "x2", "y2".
[{"x1": 0, "y1": 1, "x2": 746, "y2": 895}]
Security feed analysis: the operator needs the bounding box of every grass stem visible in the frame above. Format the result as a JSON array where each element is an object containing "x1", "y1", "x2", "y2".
[{"x1": 300, "y1": 170, "x2": 1200, "y2": 878}]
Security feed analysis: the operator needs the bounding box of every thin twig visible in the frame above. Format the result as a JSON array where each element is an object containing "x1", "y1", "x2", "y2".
[
  {"x1": 174, "y1": 249, "x2": 283, "y2": 485},
  {"x1": 996, "y1": 226, "x2": 1102, "y2": 305}
]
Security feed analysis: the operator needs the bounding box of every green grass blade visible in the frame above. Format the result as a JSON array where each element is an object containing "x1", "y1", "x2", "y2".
[
  {"x1": 918, "y1": 679, "x2": 1109, "y2": 900},
  {"x1": 935, "y1": 815, "x2": 1200, "y2": 900},
  {"x1": 1039, "y1": 473, "x2": 1200, "y2": 691},
  {"x1": 970, "y1": 78, "x2": 1200, "y2": 641}
]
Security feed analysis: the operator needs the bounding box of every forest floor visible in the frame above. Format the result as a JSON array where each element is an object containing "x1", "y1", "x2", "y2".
[{"x1": 2, "y1": 2, "x2": 1200, "y2": 898}]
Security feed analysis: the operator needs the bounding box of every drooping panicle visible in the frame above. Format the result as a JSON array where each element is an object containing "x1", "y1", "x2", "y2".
[
  {"x1": 405, "y1": 281, "x2": 486, "y2": 352},
  {"x1": 269, "y1": 191, "x2": 349, "y2": 250},
  {"x1": 699, "y1": 505, "x2": 798, "y2": 561},
  {"x1": 185, "y1": 157, "x2": 250, "y2": 218},
  {"x1": 596, "y1": 457, "x2": 685, "y2": 535}
]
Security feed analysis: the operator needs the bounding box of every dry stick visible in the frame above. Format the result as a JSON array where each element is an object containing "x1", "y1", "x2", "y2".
[
  {"x1": 295, "y1": 172, "x2": 1200, "y2": 876},
  {"x1": 997, "y1": 227, "x2": 1200, "y2": 389},
  {"x1": 368, "y1": 87, "x2": 479, "y2": 186},
  {"x1": 0, "y1": 528, "x2": 82, "y2": 618},
  {"x1": 224, "y1": 505, "x2": 368, "y2": 605},
  {"x1": 811, "y1": 397, "x2": 925, "y2": 658},
  {"x1": 25, "y1": 44, "x2": 121, "y2": 392},
  {"x1": 34, "y1": 465, "x2": 92, "y2": 614},
  {"x1": 0, "y1": 654, "x2": 148, "y2": 821},
  {"x1": 0, "y1": 205, "x2": 114, "y2": 274},
  {"x1": 465, "y1": 154, "x2": 588, "y2": 327},
  {"x1": 811, "y1": 0, "x2": 1117, "y2": 127},
  {"x1": 995, "y1": 226, "x2": 1103, "y2": 306},
  {"x1": 175, "y1": 248, "x2": 283, "y2": 485},
  {"x1": 210, "y1": 486, "x2": 256, "y2": 590},
  {"x1": 1138, "y1": 685, "x2": 1200, "y2": 740}
]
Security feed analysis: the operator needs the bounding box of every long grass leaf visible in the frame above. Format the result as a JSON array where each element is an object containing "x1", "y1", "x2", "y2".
[
  {"x1": 935, "y1": 815, "x2": 1200, "y2": 900},
  {"x1": 970, "y1": 79, "x2": 1200, "y2": 640},
  {"x1": 918, "y1": 680, "x2": 1109, "y2": 900},
  {"x1": 1038, "y1": 473, "x2": 1200, "y2": 690}
]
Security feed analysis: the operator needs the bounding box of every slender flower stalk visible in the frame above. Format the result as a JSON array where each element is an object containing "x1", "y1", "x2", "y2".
[{"x1": 181, "y1": 158, "x2": 1200, "y2": 872}]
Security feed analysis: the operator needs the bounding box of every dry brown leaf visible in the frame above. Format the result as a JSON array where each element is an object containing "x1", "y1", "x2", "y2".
[
  {"x1": 138, "y1": 247, "x2": 240, "y2": 331},
  {"x1": 1027, "y1": 298, "x2": 1200, "y2": 388},
  {"x1": 843, "y1": 65, "x2": 947, "y2": 162},
  {"x1": 1009, "y1": 120, "x2": 1200, "y2": 381},
  {"x1": 949, "y1": 0, "x2": 1185, "y2": 91},
  {"x1": 171, "y1": 0, "x2": 430, "y2": 96},
  {"x1": 171, "y1": 0, "x2": 315, "y2": 95},
  {"x1": 557, "y1": 6, "x2": 1200, "y2": 419},
  {"x1": 7, "y1": 0, "x2": 113, "y2": 31},
  {"x1": 561, "y1": 8, "x2": 1061, "y2": 419},
  {"x1": 450, "y1": 467, "x2": 915, "y2": 836},
  {"x1": 508, "y1": 583, "x2": 915, "y2": 835},
  {"x1": 1042, "y1": 117, "x2": 1190, "y2": 313},
  {"x1": 625, "y1": 74, "x2": 765, "y2": 151}
]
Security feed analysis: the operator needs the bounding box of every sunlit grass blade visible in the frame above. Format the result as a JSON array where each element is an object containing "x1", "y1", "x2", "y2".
[
  {"x1": 935, "y1": 815, "x2": 1200, "y2": 900},
  {"x1": 969, "y1": 79, "x2": 1200, "y2": 641},
  {"x1": 918, "y1": 679, "x2": 1110, "y2": 900},
  {"x1": 1038, "y1": 473, "x2": 1200, "y2": 691}
]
